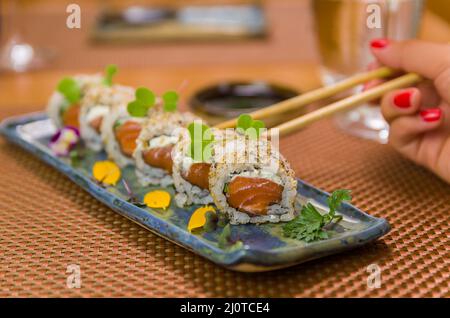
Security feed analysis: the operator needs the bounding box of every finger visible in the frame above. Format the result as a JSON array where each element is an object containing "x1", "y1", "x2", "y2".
[
  {"x1": 370, "y1": 39, "x2": 450, "y2": 80},
  {"x1": 364, "y1": 52, "x2": 441, "y2": 105},
  {"x1": 415, "y1": 81, "x2": 441, "y2": 107},
  {"x1": 370, "y1": 39, "x2": 450, "y2": 102},
  {"x1": 366, "y1": 80, "x2": 440, "y2": 107},
  {"x1": 389, "y1": 107, "x2": 444, "y2": 147},
  {"x1": 381, "y1": 88, "x2": 421, "y2": 124}
]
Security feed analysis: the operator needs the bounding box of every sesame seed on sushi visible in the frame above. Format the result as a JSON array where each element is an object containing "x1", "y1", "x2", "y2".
[
  {"x1": 80, "y1": 84, "x2": 134, "y2": 151},
  {"x1": 133, "y1": 110, "x2": 201, "y2": 187},
  {"x1": 173, "y1": 115, "x2": 297, "y2": 224},
  {"x1": 209, "y1": 136, "x2": 297, "y2": 224},
  {"x1": 172, "y1": 124, "x2": 235, "y2": 207}
]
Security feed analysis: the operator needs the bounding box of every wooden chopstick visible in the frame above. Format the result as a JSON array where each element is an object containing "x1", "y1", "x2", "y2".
[
  {"x1": 274, "y1": 72, "x2": 422, "y2": 137},
  {"x1": 214, "y1": 66, "x2": 396, "y2": 129}
]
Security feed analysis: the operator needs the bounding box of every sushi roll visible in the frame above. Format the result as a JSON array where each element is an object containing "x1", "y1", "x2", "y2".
[
  {"x1": 172, "y1": 126, "x2": 233, "y2": 207},
  {"x1": 133, "y1": 111, "x2": 201, "y2": 187},
  {"x1": 101, "y1": 103, "x2": 150, "y2": 167},
  {"x1": 47, "y1": 74, "x2": 104, "y2": 130},
  {"x1": 209, "y1": 136, "x2": 297, "y2": 224},
  {"x1": 80, "y1": 84, "x2": 134, "y2": 151}
]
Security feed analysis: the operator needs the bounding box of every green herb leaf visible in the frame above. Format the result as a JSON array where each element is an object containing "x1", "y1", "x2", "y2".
[
  {"x1": 69, "y1": 150, "x2": 81, "y2": 167},
  {"x1": 136, "y1": 87, "x2": 156, "y2": 106},
  {"x1": 203, "y1": 211, "x2": 218, "y2": 232},
  {"x1": 218, "y1": 224, "x2": 232, "y2": 248},
  {"x1": 113, "y1": 119, "x2": 124, "y2": 130},
  {"x1": 127, "y1": 100, "x2": 149, "y2": 117},
  {"x1": 218, "y1": 223, "x2": 243, "y2": 249},
  {"x1": 327, "y1": 189, "x2": 352, "y2": 216},
  {"x1": 236, "y1": 114, "x2": 266, "y2": 139},
  {"x1": 237, "y1": 114, "x2": 252, "y2": 130},
  {"x1": 282, "y1": 203, "x2": 325, "y2": 242},
  {"x1": 187, "y1": 122, "x2": 214, "y2": 161},
  {"x1": 217, "y1": 213, "x2": 229, "y2": 228},
  {"x1": 301, "y1": 203, "x2": 324, "y2": 223},
  {"x1": 162, "y1": 91, "x2": 179, "y2": 112},
  {"x1": 57, "y1": 77, "x2": 81, "y2": 104},
  {"x1": 103, "y1": 64, "x2": 118, "y2": 86},
  {"x1": 283, "y1": 189, "x2": 351, "y2": 242},
  {"x1": 127, "y1": 87, "x2": 156, "y2": 117},
  {"x1": 252, "y1": 119, "x2": 265, "y2": 131}
]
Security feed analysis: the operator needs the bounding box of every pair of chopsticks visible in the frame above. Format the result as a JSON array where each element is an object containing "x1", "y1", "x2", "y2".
[{"x1": 215, "y1": 67, "x2": 423, "y2": 137}]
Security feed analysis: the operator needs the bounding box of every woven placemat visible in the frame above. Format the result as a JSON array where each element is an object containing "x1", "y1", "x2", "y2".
[{"x1": 0, "y1": 112, "x2": 448, "y2": 298}]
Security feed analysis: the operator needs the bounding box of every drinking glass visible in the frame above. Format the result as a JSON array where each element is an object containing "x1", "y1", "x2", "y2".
[
  {"x1": 1, "y1": 0, "x2": 54, "y2": 72},
  {"x1": 312, "y1": 0, "x2": 424, "y2": 143}
]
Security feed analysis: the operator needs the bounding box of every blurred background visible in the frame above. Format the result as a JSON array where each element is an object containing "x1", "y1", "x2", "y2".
[
  {"x1": 1, "y1": 0, "x2": 448, "y2": 70},
  {"x1": 0, "y1": 0, "x2": 449, "y2": 131}
]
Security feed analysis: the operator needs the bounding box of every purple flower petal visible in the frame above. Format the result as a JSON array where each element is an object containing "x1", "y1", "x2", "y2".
[{"x1": 49, "y1": 126, "x2": 81, "y2": 156}]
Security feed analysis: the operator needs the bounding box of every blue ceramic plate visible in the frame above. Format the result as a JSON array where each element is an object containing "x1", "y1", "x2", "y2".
[{"x1": 0, "y1": 112, "x2": 390, "y2": 272}]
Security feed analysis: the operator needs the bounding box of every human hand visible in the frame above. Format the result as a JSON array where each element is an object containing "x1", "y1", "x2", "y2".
[{"x1": 368, "y1": 39, "x2": 450, "y2": 183}]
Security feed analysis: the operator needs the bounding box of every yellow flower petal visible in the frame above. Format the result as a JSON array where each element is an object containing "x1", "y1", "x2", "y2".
[
  {"x1": 188, "y1": 205, "x2": 216, "y2": 233},
  {"x1": 92, "y1": 161, "x2": 121, "y2": 186},
  {"x1": 144, "y1": 190, "x2": 171, "y2": 210}
]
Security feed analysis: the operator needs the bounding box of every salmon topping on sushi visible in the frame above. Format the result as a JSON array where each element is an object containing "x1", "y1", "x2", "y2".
[
  {"x1": 114, "y1": 120, "x2": 142, "y2": 157},
  {"x1": 62, "y1": 104, "x2": 80, "y2": 129},
  {"x1": 182, "y1": 163, "x2": 211, "y2": 190},
  {"x1": 226, "y1": 176, "x2": 283, "y2": 215},
  {"x1": 89, "y1": 116, "x2": 103, "y2": 134},
  {"x1": 143, "y1": 145, "x2": 174, "y2": 173}
]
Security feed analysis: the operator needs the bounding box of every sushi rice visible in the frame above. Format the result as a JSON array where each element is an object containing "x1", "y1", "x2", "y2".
[
  {"x1": 209, "y1": 135, "x2": 297, "y2": 224},
  {"x1": 101, "y1": 103, "x2": 148, "y2": 167},
  {"x1": 171, "y1": 127, "x2": 231, "y2": 207},
  {"x1": 47, "y1": 74, "x2": 104, "y2": 129},
  {"x1": 80, "y1": 84, "x2": 134, "y2": 151},
  {"x1": 133, "y1": 111, "x2": 200, "y2": 186}
]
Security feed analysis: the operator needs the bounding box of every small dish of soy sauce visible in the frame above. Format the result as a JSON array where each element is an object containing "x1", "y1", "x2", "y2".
[{"x1": 189, "y1": 81, "x2": 299, "y2": 125}]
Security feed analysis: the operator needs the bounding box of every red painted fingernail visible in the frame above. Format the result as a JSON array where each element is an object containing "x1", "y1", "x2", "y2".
[
  {"x1": 420, "y1": 108, "x2": 442, "y2": 122},
  {"x1": 370, "y1": 38, "x2": 389, "y2": 49},
  {"x1": 393, "y1": 90, "x2": 412, "y2": 108}
]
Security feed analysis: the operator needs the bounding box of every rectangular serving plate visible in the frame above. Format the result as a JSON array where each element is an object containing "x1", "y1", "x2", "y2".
[{"x1": 0, "y1": 112, "x2": 390, "y2": 272}]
